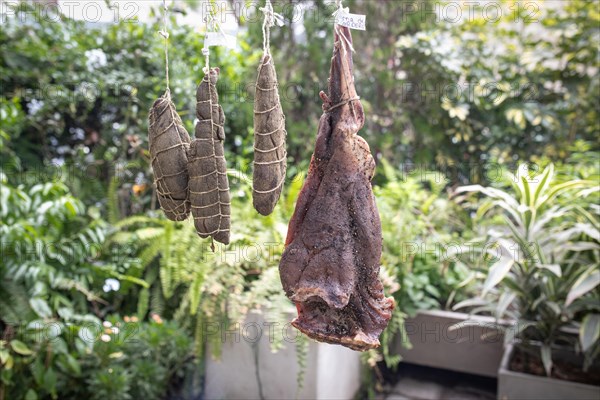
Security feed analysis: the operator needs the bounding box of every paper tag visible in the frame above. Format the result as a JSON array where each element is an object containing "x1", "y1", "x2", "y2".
[
  {"x1": 205, "y1": 32, "x2": 237, "y2": 49},
  {"x1": 335, "y1": 10, "x2": 366, "y2": 30}
]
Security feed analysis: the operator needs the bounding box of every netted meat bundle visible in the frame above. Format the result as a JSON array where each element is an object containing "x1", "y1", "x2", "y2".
[
  {"x1": 148, "y1": 91, "x2": 191, "y2": 221},
  {"x1": 187, "y1": 68, "x2": 231, "y2": 245},
  {"x1": 252, "y1": 54, "x2": 287, "y2": 216}
]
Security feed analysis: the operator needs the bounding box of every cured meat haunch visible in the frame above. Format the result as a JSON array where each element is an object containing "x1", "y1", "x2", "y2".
[
  {"x1": 279, "y1": 26, "x2": 394, "y2": 351},
  {"x1": 187, "y1": 68, "x2": 231, "y2": 245},
  {"x1": 148, "y1": 91, "x2": 191, "y2": 221},
  {"x1": 252, "y1": 54, "x2": 287, "y2": 216}
]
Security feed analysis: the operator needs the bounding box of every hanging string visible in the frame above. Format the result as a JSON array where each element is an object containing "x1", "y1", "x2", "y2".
[
  {"x1": 332, "y1": 0, "x2": 355, "y2": 55},
  {"x1": 261, "y1": 0, "x2": 273, "y2": 54},
  {"x1": 203, "y1": 45, "x2": 210, "y2": 74},
  {"x1": 202, "y1": 12, "x2": 214, "y2": 74},
  {"x1": 327, "y1": 0, "x2": 360, "y2": 120},
  {"x1": 158, "y1": 0, "x2": 170, "y2": 95},
  {"x1": 260, "y1": 0, "x2": 284, "y2": 55},
  {"x1": 334, "y1": 25, "x2": 355, "y2": 54}
]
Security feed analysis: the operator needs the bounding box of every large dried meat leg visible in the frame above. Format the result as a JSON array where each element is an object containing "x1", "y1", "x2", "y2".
[
  {"x1": 279, "y1": 26, "x2": 394, "y2": 351},
  {"x1": 187, "y1": 68, "x2": 231, "y2": 245}
]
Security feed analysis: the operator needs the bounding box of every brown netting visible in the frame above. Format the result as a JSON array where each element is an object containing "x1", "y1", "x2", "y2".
[
  {"x1": 187, "y1": 68, "x2": 231, "y2": 245},
  {"x1": 252, "y1": 53, "x2": 287, "y2": 216},
  {"x1": 148, "y1": 90, "x2": 191, "y2": 221}
]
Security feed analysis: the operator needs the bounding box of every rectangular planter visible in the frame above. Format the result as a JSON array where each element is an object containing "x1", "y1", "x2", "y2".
[
  {"x1": 497, "y1": 343, "x2": 600, "y2": 400},
  {"x1": 394, "y1": 309, "x2": 504, "y2": 377},
  {"x1": 203, "y1": 311, "x2": 362, "y2": 400}
]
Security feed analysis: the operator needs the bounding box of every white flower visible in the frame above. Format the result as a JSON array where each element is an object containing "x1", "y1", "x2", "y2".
[
  {"x1": 85, "y1": 49, "x2": 108, "y2": 72},
  {"x1": 103, "y1": 320, "x2": 112, "y2": 328},
  {"x1": 102, "y1": 278, "x2": 120, "y2": 292},
  {"x1": 28, "y1": 99, "x2": 44, "y2": 115},
  {"x1": 100, "y1": 334, "x2": 111, "y2": 342}
]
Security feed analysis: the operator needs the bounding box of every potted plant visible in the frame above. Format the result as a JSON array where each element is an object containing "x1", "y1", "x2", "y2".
[
  {"x1": 455, "y1": 164, "x2": 600, "y2": 399},
  {"x1": 374, "y1": 165, "x2": 505, "y2": 377}
]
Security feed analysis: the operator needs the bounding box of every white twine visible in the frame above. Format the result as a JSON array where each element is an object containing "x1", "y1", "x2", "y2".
[
  {"x1": 158, "y1": 0, "x2": 170, "y2": 94},
  {"x1": 335, "y1": 24, "x2": 355, "y2": 54},
  {"x1": 260, "y1": 0, "x2": 284, "y2": 55},
  {"x1": 202, "y1": 12, "x2": 215, "y2": 74},
  {"x1": 331, "y1": 0, "x2": 355, "y2": 54}
]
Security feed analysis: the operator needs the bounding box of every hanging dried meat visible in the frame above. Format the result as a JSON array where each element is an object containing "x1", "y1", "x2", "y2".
[
  {"x1": 279, "y1": 26, "x2": 394, "y2": 351},
  {"x1": 187, "y1": 68, "x2": 231, "y2": 245},
  {"x1": 148, "y1": 90, "x2": 191, "y2": 221},
  {"x1": 252, "y1": 54, "x2": 287, "y2": 215}
]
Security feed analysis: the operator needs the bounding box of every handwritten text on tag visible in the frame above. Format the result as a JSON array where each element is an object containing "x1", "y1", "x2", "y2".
[
  {"x1": 335, "y1": 10, "x2": 366, "y2": 31},
  {"x1": 205, "y1": 32, "x2": 237, "y2": 49}
]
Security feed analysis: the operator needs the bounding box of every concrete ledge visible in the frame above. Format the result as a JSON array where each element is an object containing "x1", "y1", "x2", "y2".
[
  {"x1": 204, "y1": 311, "x2": 361, "y2": 399},
  {"x1": 394, "y1": 309, "x2": 504, "y2": 378}
]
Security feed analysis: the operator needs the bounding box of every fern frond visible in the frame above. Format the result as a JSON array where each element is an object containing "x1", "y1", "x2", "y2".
[{"x1": 107, "y1": 176, "x2": 120, "y2": 225}]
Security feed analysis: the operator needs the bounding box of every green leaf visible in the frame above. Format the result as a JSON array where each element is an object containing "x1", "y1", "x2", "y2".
[
  {"x1": 64, "y1": 199, "x2": 77, "y2": 216},
  {"x1": 504, "y1": 322, "x2": 531, "y2": 346},
  {"x1": 537, "y1": 264, "x2": 562, "y2": 277},
  {"x1": 29, "y1": 298, "x2": 52, "y2": 319},
  {"x1": 190, "y1": 270, "x2": 205, "y2": 316},
  {"x1": 533, "y1": 164, "x2": 554, "y2": 207},
  {"x1": 137, "y1": 287, "x2": 149, "y2": 320},
  {"x1": 520, "y1": 175, "x2": 532, "y2": 207},
  {"x1": 5, "y1": 355, "x2": 13, "y2": 369},
  {"x1": 10, "y1": 339, "x2": 34, "y2": 355},
  {"x1": 25, "y1": 389, "x2": 38, "y2": 400},
  {"x1": 452, "y1": 298, "x2": 487, "y2": 311},
  {"x1": 135, "y1": 227, "x2": 165, "y2": 240},
  {"x1": 544, "y1": 301, "x2": 561, "y2": 316},
  {"x1": 483, "y1": 256, "x2": 514, "y2": 294},
  {"x1": 449, "y1": 319, "x2": 496, "y2": 332},
  {"x1": 65, "y1": 354, "x2": 81, "y2": 376},
  {"x1": 566, "y1": 269, "x2": 600, "y2": 306},
  {"x1": 580, "y1": 314, "x2": 600, "y2": 352},
  {"x1": 496, "y1": 292, "x2": 516, "y2": 319},
  {"x1": 0, "y1": 349, "x2": 9, "y2": 364},
  {"x1": 539, "y1": 180, "x2": 593, "y2": 209},
  {"x1": 43, "y1": 367, "x2": 57, "y2": 393},
  {"x1": 541, "y1": 345, "x2": 552, "y2": 376}
]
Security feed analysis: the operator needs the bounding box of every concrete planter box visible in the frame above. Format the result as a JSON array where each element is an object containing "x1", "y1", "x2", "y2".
[
  {"x1": 394, "y1": 309, "x2": 504, "y2": 377},
  {"x1": 497, "y1": 343, "x2": 600, "y2": 400},
  {"x1": 203, "y1": 311, "x2": 362, "y2": 400}
]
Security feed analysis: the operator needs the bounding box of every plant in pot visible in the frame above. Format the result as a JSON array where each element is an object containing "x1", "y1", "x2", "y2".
[
  {"x1": 454, "y1": 163, "x2": 599, "y2": 399},
  {"x1": 371, "y1": 163, "x2": 500, "y2": 379}
]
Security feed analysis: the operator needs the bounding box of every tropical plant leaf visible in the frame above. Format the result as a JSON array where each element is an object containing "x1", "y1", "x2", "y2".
[
  {"x1": 504, "y1": 321, "x2": 534, "y2": 345},
  {"x1": 137, "y1": 287, "x2": 149, "y2": 320},
  {"x1": 533, "y1": 164, "x2": 554, "y2": 207},
  {"x1": 483, "y1": 256, "x2": 514, "y2": 294},
  {"x1": 495, "y1": 292, "x2": 516, "y2": 319},
  {"x1": 452, "y1": 298, "x2": 488, "y2": 311},
  {"x1": 580, "y1": 314, "x2": 600, "y2": 352},
  {"x1": 541, "y1": 344, "x2": 552, "y2": 376},
  {"x1": 566, "y1": 268, "x2": 600, "y2": 306},
  {"x1": 537, "y1": 264, "x2": 562, "y2": 277},
  {"x1": 10, "y1": 340, "x2": 34, "y2": 356},
  {"x1": 29, "y1": 298, "x2": 52, "y2": 319}
]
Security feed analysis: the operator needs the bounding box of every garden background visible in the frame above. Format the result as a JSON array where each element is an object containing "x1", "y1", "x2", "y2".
[{"x1": 1, "y1": 1, "x2": 598, "y2": 399}]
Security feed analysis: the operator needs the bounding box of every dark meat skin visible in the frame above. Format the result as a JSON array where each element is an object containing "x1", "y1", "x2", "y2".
[
  {"x1": 279, "y1": 26, "x2": 394, "y2": 351},
  {"x1": 252, "y1": 54, "x2": 287, "y2": 216},
  {"x1": 188, "y1": 68, "x2": 231, "y2": 245},
  {"x1": 148, "y1": 91, "x2": 191, "y2": 221}
]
